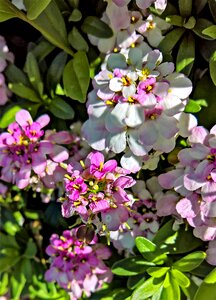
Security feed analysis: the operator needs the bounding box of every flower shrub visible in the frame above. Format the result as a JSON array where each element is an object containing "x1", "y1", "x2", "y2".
[{"x1": 0, "y1": 0, "x2": 216, "y2": 299}]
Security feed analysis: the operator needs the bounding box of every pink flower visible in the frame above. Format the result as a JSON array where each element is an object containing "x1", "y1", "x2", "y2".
[{"x1": 45, "y1": 228, "x2": 112, "y2": 299}]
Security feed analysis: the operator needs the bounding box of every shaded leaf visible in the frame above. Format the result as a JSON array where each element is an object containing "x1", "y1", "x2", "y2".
[
  {"x1": 68, "y1": 27, "x2": 89, "y2": 51},
  {"x1": 158, "y1": 28, "x2": 185, "y2": 53},
  {"x1": 179, "y1": 0, "x2": 192, "y2": 16},
  {"x1": 69, "y1": 8, "x2": 82, "y2": 22},
  {"x1": 8, "y1": 83, "x2": 41, "y2": 102},
  {"x1": 63, "y1": 51, "x2": 90, "y2": 102},
  {"x1": 210, "y1": 50, "x2": 216, "y2": 86},
  {"x1": 176, "y1": 32, "x2": 195, "y2": 75},
  {"x1": 49, "y1": 97, "x2": 75, "y2": 119},
  {"x1": 24, "y1": 52, "x2": 43, "y2": 95},
  {"x1": 193, "y1": 18, "x2": 214, "y2": 40},
  {"x1": 24, "y1": 0, "x2": 52, "y2": 20},
  {"x1": 81, "y1": 16, "x2": 113, "y2": 38},
  {"x1": 202, "y1": 25, "x2": 216, "y2": 38},
  {"x1": 0, "y1": 0, "x2": 20, "y2": 22},
  {"x1": 194, "y1": 268, "x2": 216, "y2": 300}
]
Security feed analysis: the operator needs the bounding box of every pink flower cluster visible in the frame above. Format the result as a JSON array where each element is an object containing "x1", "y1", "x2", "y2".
[
  {"x1": 158, "y1": 126, "x2": 216, "y2": 263},
  {"x1": 61, "y1": 151, "x2": 136, "y2": 231},
  {"x1": 45, "y1": 227, "x2": 112, "y2": 300},
  {"x1": 0, "y1": 36, "x2": 14, "y2": 106},
  {"x1": 0, "y1": 109, "x2": 72, "y2": 189}
]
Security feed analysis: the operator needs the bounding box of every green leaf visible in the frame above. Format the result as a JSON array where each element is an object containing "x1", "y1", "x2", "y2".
[
  {"x1": 161, "y1": 276, "x2": 181, "y2": 300},
  {"x1": 173, "y1": 251, "x2": 206, "y2": 272},
  {"x1": 193, "y1": 18, "x2": 215, "y2": 40},
  {"x1": 158, "y1": 28, "x2": 185, "y2": 53},
  {"x1": 171, "y1": 269, "x2": 190, "y2": 287},
  {"x1": 46, "y1": 51, "x2": 68, "y2": 90},
  {"x1": 63, "y1": 51, "x2": 90, "y2": 102},
  {"x1": 24, "y1": 239, "x2": 37, "y2": 258},
  {"x1": 0, "y1": 105, "x2": 22, "y2": 128},
  {"x1": 147, "y1": 267, "x2": 170, "y2": 278},
  {"x1": 131, "y1": 277, "x2": 163, "y2": 300},
  {"x1": 27, "y1": 0, "x2": 73, "y2": 56},
  {"x1": 0, "y1": 0, "x2": 21, "y2": 21},
  {"x1": 165, "y1": 15, "x2": 184, "y2": 26},
  {"x1": 183, "y1": 16, "x2": 196, "y2": 29},
  {"x1": 31, "y1": 40, "x2": 55, "y2": 62},
  {"x1": 127, "y1": 274, "x2": 146, "y2": 290},
  {"x1": 194, "y1": 0, "x2": 207, "y2": 14},
  {"x1": 0, "y1": 273, "x2": 9, "y2": 296},
  {"x1": 135, "y1": 237, "x2": 157, "y2": 261},
  {"x1": 69, "y1": 8, "x2": 82, "y2": 22},
  {"x1": 210, "y1": 51, "x2": 216, "y2": 86},
  {"x1": 0, "y1": 255, "x2": 20, "y2": 272},
  {"x1": 194, "y1": 268, "x2": 216, "y2": 300},
  {"x1": 0, "y1": 233, "x2": 20, "y2": 250},
  {"x1": 68, "y1": 27, "x2": 89, "y2": 51},
  {"x1": 49, "y1": 97, "x2": 75, "y2": 119},
  {"x1": 24, "y1": 0, "x2": 52, "y2": 20},
  {"x1": 176, "y1": 32, "x2": 195, "y2": 75},
  {"x1": 178, "y1": 0, "x2": 192, "y2": 16},
  {"x1": 153, "y1": 220, "x2": 174, "y2": 244},
  {"x1": 8, "y1": 83, "x2": 41, "y2": 102},
  {"x1": 202, "y1": 25, "x2": 216, "y2": 38},
  {"x1": 24, "y1": 52, "x2": 43, "y2": 95},
  {"x1": 112, "y1": 256, "x2": 155, "y2": 276},
  {"x1": 10, "y1": 262, "x2": 27, "y2": 300},
  {"x1": 5, "y1": 64, "x2": 30, "y2": 86},
  {"x1": 184, "y1": 99, "x2": 202, "y2": 113},
  {"x1": 209, "y1": 0, "x2": 216, "y2": 22},
  {"x1": 81, "y1": 16, "x2": 113, "y2": 38}
]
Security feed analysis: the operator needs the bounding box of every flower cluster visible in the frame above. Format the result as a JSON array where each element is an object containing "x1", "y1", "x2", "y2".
[
  {"x1": 158, "y1": 126, "x2": 216, "y2": 263},
  {"x1": 45, "y1": 227, "x2": 112, "y2": 300},
  {"x1": 0, "y1": 36, "x2": 14, "y2": 106},
  {"x1": 82, "y1": 48, "x2": 196, "y2": 172},
  {"x1": 89, "y1": 1, "x2": 169, "y2": 53},
  {"x1": 0, "y1": 109, "x2": 71, "y2": 189},
  {"x1": 61, "y1": 151, "x2": 136, "y2": 231}
]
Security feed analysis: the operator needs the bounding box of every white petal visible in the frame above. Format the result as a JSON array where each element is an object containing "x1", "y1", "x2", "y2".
[{"x1": 125, "y1": 104, "x2": 145, "y2": 128}]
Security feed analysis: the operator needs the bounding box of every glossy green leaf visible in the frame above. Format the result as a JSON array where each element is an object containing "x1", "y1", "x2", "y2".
[
  {"x1": 171, "y1": 269, "x2": 190, "y2": 287},
  {"x1": 131, "y1": 277, "x2": 163, "y2": 300},
  {"x1": 176, "y1": 32, "x2": 195, "y2": 75},
  {"x1": 112, "y1": 256, "x2": 155, "y2": 276},
  {"x1": 49, "y1": 97, "x2": 75, "y2": 119},
  {"x1": 68, "y1": 27, "x2": 89, "y2": 51},
  {"x1": 160, "y1": 276, "x2": 181, "y2": 300},
  {"x1": 184, "y1": 99, "x2": 202, "y2": 113},
  {"x1": 193, "y1": 18, "x2": 214, "y2": 40},
  {"x1": 81, "y1": 16, "x2": 113, "y2": 38},
  {"x1": 24, "y1": 0, "x2": 52, "y2": 20},
  {"x1": 8, "y1": 83, "x2": 41, "y2": 102},
  {"x1": 135, "y1": 237, "x2": 157, "y2": 261},
  {"x1": 210, "y1": 51, "x2": 216, "y2": 86},
  {"x1": 0, "y1": 105, "x2": 22, "y2": 128},
  {"x1": 158, "y1": 28, "x2": 185, "y2": 53},
  {"x1": 182, "y1": 279, "x2": 198, "y2": 299},
  {"x1": 0, "y1": 233, "x2": 20, "y2": 250},
  {"x1": 46, "y1": 51, "x2": 68, "y2": 90},
  {"x1": 147, "y1": 267, "x2": 170, "y2": 278},
  {"x1": 173, "y1": 251, "x2": 206, "y2": 272},
  {"x1": 202, "y1": 25, "x2": 216, "y2": 38},
  {"x1": 25, "y1": 52, "x2": 43, "y2": 95},
  {"x1": 0, "y1": 0, "x2": 21, "y2": 21},
  {"x1": 153, "y1": 220, "x2": 174, "y2": 244},
  {"x1": 194, "y1": 268, "x2": 216, "y2": 300},
  {"x1": 178, "y1": 0, "x2": 192, "y2": 16},
  {"x1": 63, "y1": 51, "x2": 90, "y2": 102}
]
